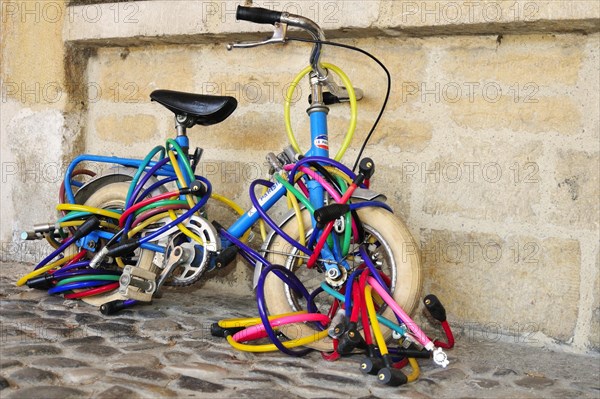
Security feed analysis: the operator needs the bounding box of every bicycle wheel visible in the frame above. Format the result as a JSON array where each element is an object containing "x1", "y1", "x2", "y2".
[
  {"x1": 262, "y1": 206, "x2": 422, "y2": 352},
  {"x1": 79, "y1": 180, "x2": 130, "y2": 210},
  {"x1": 74, "y1": 180, "x2": 175, "y2": 305},
  {"x1": 68, "y1": 181, "x2": 138, "y2": 306}
]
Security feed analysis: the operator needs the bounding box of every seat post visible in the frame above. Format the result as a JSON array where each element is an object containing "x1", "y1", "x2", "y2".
[
  {"x1": 175, "y1": 114, "x2": 188, "y2": 137},
  {"x1": 173, "y1": 114, "x2": 191, "y2": 156}
]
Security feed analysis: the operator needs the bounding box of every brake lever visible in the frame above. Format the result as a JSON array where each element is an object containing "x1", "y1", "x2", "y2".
[
  {"x1": 227, "y1": 21, "x2": 363, "y2": 102},
  {"x1": 227, "y1": 22, "x2": 287, "y2": 50}
]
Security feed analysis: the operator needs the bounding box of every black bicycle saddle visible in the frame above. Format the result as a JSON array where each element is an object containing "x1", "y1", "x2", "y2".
[{"x1": 150, "y1": 89, "x2": 237, "y2": 126}]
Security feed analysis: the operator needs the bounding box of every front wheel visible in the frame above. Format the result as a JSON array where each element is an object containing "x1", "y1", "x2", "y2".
[{"x1": 262, "y1": 206, "x2": 422, "y2": 352}]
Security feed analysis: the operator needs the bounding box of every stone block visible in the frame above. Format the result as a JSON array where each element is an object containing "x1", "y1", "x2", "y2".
[
  {"x1": 63, "y1": 1, "x2": 600, "y2": 45},
  {"x1": 449, "y1": 95, "x2": 581, "y2": 135},
  {"x1": 323, "y1": 37, "x2": 429, "y2": 110},
  {"x1": 372, "y1": 118, "x2": 433, "y2": 154},
  {"x1": 549, "y1": 150, "x2": 600, "y2": 231},
  {"x1": 590, "y1": 252, "x2": 600, "y2": 350},
  {"x1": 386, "y1": 0, "x2": 600, "y2": 30},
  {"x1": 94, "y1": 114, "x2": 158, "y2": 147},
  {"x1": 198, "y1": 71, "x2": 304, "y2": 107},
  {"x1": 421, "y1": 229, "x2": 581, "y2": 341},
  {"x1": 1, "y1": 2, "x2": 66, "y2": 108},
  {"x1": 443, "y1": 34, "x2": 584, "y2": 86},
  {"x1": 199, "y1": 110, "x2": 289, "y2": 151},
  {"x1": 5, "y1": 109, "x2": 69, "y2": 244},
  {"x1": 421, "y1": 136, "x2": 542, "y2": 223},
  {"x1": 370, "y1": 164, "x2": 412, "y2": 222},
  {"x1": 96, "y1": 47, "x2": 195, "y2": 103}
]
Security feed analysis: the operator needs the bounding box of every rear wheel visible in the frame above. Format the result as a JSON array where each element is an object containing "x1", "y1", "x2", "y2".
[
  {"x1": 262, "y1": 207, "x2": 422, "y2": 352},
  {"x1": 70, "y1": 181, "x2": 133, "y2": 306}
]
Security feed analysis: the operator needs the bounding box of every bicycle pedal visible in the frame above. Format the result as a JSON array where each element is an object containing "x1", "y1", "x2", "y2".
[{"x1": 119, "y1": 266, "x2": 157, "y2": 302}]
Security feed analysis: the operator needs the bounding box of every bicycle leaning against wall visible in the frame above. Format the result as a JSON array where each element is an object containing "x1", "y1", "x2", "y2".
[{"x1": 18, "y1": 6, "x2": 452, "y2": 381}]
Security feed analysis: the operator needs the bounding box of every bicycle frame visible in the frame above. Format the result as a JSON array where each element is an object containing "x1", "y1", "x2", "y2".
[
  {"x1": 62, "y1": 136, "x2": 190, "y2": 204},
  {"x1": 61, "y1": 75, "x2": 337, "y2": 264},
  {"x1": 227, "y1": 85, "x2": 329, "y2": 238}
]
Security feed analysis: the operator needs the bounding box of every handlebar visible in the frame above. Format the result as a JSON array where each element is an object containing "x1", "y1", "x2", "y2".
[{"x1": 234, "y1": 5, "x2": 328, "y2": 81}]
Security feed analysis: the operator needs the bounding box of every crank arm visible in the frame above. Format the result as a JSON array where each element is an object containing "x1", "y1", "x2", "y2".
[{"x1": 155, "y1": 245, "x2": 188, "y2": 296}]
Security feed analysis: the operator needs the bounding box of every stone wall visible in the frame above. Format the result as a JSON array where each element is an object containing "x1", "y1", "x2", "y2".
[{"x1": 1, "y1": 1, "x2": 599, "y2": 352}]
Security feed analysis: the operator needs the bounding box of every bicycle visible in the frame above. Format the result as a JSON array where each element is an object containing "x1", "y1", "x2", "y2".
[{"x1": 18, "y1": 5, "x2": 451, "y2": 383}]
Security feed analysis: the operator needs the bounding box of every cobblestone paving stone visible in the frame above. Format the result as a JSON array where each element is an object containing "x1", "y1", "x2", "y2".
[{"x1": 1, "y1": 262, "x2": 599, "y2": 398}]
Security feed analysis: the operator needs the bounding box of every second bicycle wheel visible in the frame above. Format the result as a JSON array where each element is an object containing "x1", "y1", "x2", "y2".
[
  {"x1": 68, "y1": 181, "x2": 137, "y2": 306},
  {"x1": 262, "y1": 206, "x2": 422, "y2": 352}
]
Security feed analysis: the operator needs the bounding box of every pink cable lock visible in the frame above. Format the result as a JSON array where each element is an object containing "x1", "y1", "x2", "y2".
[
  {"x1": 233, "y1": 313, "x2": 331, "y2": 342},
  {"x1": 367, "y1": 276, "x2": 434, "y2": 351}
]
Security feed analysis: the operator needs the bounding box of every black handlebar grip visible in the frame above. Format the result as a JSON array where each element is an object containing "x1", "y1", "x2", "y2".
[{"x1": 236, "y1": 6, "x2": 282, "y2": 25}]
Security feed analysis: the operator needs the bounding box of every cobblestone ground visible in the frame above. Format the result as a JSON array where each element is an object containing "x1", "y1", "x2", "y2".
[{"x1": 1, "y1": 261, "x2": 599, "y2": 399}]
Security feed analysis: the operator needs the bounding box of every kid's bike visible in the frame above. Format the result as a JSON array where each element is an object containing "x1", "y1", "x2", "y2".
[{"x1": 19, "y1": 6, "x2": 452, "y2": 384}]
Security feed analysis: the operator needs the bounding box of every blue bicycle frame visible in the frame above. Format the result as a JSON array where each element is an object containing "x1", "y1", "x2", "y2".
[
  {"x1": 62, "y1": 97, "x2": 339, "y2": 268},
  {"x1": 225, "y1": 107, "x2": 334, "y2": 257},
  {"x1": 63, "y1": 136, "x2": 189, "y2": 204}
]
